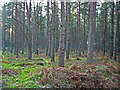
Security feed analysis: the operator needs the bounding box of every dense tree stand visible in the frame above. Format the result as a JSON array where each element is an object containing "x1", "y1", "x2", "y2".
[{"x1": 1, "y1": 1, "x2": 120, "y2": 88}]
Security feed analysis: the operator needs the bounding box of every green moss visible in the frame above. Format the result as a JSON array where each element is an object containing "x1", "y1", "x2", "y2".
[{"x1": 2, "y1": 51, "x2": 119, "y2": 88}]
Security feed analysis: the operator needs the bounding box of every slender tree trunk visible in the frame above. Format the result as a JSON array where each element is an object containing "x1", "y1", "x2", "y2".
[
  {"x1": 22, "y1": 2, "x2": 25, "y2": 54},
  {"x1": 118, "y1": 3, "x2": 120, "y2": 60},
  {"x1": 87, "y1": 2, "x2": 96, "y2": 64},
  {"x1": 77, "y1": 8, "x2": 79, "y2": 51},
  {"x1": 66, "y1": 2, "x2": 70, "y2": 59},
  {"x1": 113, "y1": 2, "x2": 118, "y2": 61},
  {"x1": 35, "y1": 3, "x2": 39, "y2": 55},
  {"x1": 110, "y1": 2, "x2": 114, "y2": 59},
  {"x1": 33, "y1": 4, "x2": 36, "y2": 54},
  {"x1": 88, "y1": 3, "x2": 90, "y2": 33},
  {"x1": 26, "y1": 1, "x2": 32, "y2": 59},
  {"x1": 2, "y1": 5, "x2": 6, "y2": 53},
  {"x1": 78, "y1": 2, "x2": 81, "y2": 56},
  {"x1": 55, "y1": 11, "x2": 59, "y2": 52},
  {"x1": 24, "y1": 1, "x2": 27, "y2": 51},
  {"x1": 65, "y1": 2, "x2": 68, "y2": 51},
  {"x1": 14, "y1": 2, "x2": 19, "y2": 58},
  {"x1": 102, "y1": 2, "x2": 107, "y2": 55},
  {"x1": 118, "y1": 15, "x2": 120, "y2": 60},
  {"x1": 40, "y1": 5, "x2": 42, "y2": 53},
  {"x1": 48, "y1": 20, "x2": 52, "y2": 56},
  {"x1": 59, "y1": 2, "x2": 65, "y2": 67},
  {"x1": 74, "y1": 15, "x2": 77, "y2": 52},
  {"x1": 82, "y1": 2, "x2": 85, "y2": 55},
  {"x1": 11, "y1": 3, "x2": 14, "y2": 53},
  {"x1": 117, "y1": 2, "x2": 119, "y2": 59},
  {"x1": 72, "y1": 28, "x2": 74, "y2": 51},
  {"x1": 8, "y1": 27, "x2": 10, "y2": 51},
  {"x1": 19, "y1": 4, "x2": 22, "y2": 53},
  {"x1": 51, "y1": 1, "x2": 55, "y2": 62},
  {"x1": 46, "y1": 1, "x2": 50, "y2": 56},
  {"x1": 2, "y1": 20, "x2": 5, "y2": 53},
  {"x1": 55, "y1": 3, "x2": 59, "y2": 52}
]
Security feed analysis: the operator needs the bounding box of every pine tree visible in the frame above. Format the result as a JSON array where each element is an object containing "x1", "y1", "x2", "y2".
[
  {"x1": 66, "y1": 2, "x2": 70, "y2": 59},
  {"x1": 26, "y1": 1, "x2": 32, "y2": 59},
  {"x1": 59, "y1": 2, "x2": 65, "y2": 67},
  {"x1": 87, "y1": 2, "x2": 96, "y2": 64}
]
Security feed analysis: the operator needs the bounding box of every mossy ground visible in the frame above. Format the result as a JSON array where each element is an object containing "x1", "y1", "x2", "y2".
[{"x1": 1, "y1": 51, "x2": 119, "y2": 88}]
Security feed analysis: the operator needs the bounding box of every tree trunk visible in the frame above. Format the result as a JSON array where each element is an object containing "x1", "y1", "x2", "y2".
[
  {"x1": 11, "y1": 3, "x2": 14, "y2": 53},
  {"x1": 46, "y1": 1, "x2": 50, "y2": 56},
  {"x1": 32, "y1": 4, "x2": 36, "y2": 54},
  {"x1": 118, "y1": 16, "x2": 120, "y2": 60},
  {"x1": 59, "y1": 2, "x2": 65, "y2": 67},
  {"x1": 113, "y1": 2, "x2": 118, "y2": 61},
  {"x1": 14, "y1": 2, "x2": 19, "y2": 58},
  {"x1": 19, "y1": 4, "x2": 22, "y2": 53},
  {"x1": 55, "y1": 13, "x2": 59, "y2": 52},
  {"x1": 55, "y1": 3, "x2": 59, "y2": 52},
  {"x1": 51, "y1": 1, "x2": 55, "y2": 62},
  {"x1": 110, "y1": 2, "x2": 114, "y2": 59},
  {"x1": 82, "y1": 2, "x2": 85, "y2": 55},
  {"x1": 22, "y1": 2, "x2": 25, "y2": 54},
  {"x1": 87, "y1": 2, "x2": 96, "y2": 64},
  {"x1": 74, "y1": 15, "x2": 77, "y2": 52},
  {"x1": 102, "y1": 2, "x2": 107, "y2": 55},
  {"x1": 2, "y1": 5, "x2": 6, "y2": 53},
  {"x1": 66, "y1": 2, "x2": 70, "y2": 59},
  {"x1": 88, "y1": 3, "x2": 90, "y2": 33},
  {"x1": 40, "y1": 5, "x2": 42, "y2": 53},
  {"x1": 78, "y1": 2, "x2": 81, "y2": 56},
  {"x1": 65, "y1": 2, "x2": 68, "y2": 51},
  {"x1": 26, "y1": 1, "x2": 32, "y2": 59},
  {"x1": 8, "y1": 27, "x2": 10, "y2": 51},
  {"x1": 118, "y1": 3, "x2": 120, "y2": 60},
  {"x1": 35, "y1": 3, "x2": 39, "y2": 55},
  {"x1": 48, "y1": 20, "x2": 52, "y2": 56}
]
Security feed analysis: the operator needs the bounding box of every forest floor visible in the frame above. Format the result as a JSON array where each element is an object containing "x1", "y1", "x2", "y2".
[{"x1": 1, "y1": 51, "x2": 120, "y2": 88}]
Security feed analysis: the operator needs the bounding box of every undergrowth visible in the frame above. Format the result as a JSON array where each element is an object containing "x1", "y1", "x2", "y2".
[{"x1": 1, "y1": 51, "x2": 119, "y2": 88}]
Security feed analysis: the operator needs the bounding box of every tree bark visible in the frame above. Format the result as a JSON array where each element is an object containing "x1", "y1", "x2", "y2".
[
  {"x1": 46, "y1": 1, "x2": 50, "y2": 56},
  {"x1": 35, "y1": 3, "x2": 39, "y2": 55},
  {"x1": 48, "y1": 20, "x2": 52, "y2": 56},
  {"x1": 51, "y1": 1, "x2": 56, "y2": 62},
  {"x1": 2, "y1": 5, "x2": 6, "y2": 53},
  {"x1": 11, "y1": 3, "x2": 14, "y2": 53},
  {"x1": 55, "y1": 3, "x2": 59, "y2": 52},
  {"x1": 8, "y1": 27, "x2": 10, "y2": 51},
  {"x1": 14, "y1": 2, "x2": 19, "y2": 58},
  {"x1": 22, "y1": 2, "x2": 25, "y2": 54},
  {"x1": 118, "y1": 3, "x2": 120, "y2": 60},
  {"x1": 19, "y1": 3, "x2": 22, "y2": 53},
  {"x1": 87, "y1": 2, "x2": 96, "y2": 64},
  {"x1": 78, "y1": 2, "x2": 81, "y2": 56},
  {"x1": 82, "y1": 2, "x2": 85, "y2": 55},
  {"x1": 39, "y1": 4, "x2": 42, "y2": 53},
  {"x1": 113, "y1": 2, "x2": 118, "y2": 61},
  {"x1": 26, "y1": 1, "x2": 32, "y2": 59},
  {"x1": 66, "y1": 2, "x2": 70, "y2": 59},
  {"x1": 110, "y1": 2, "x2": 114, "y2": 59},
  {"x1": 64, "y1": 2, "x2": 68, "y2": 51},
  {"x1": 102, "y1": 2, "x2": 107, "y2": 55},
  {"x1": 59, "y1": 2, "x2": 65, "y2": 67}
]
